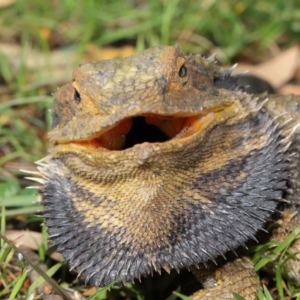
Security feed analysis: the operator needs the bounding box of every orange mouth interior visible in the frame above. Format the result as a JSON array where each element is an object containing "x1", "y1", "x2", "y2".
[{"x1": 73, "y1": 112, "x2": 214, "y2": 151}]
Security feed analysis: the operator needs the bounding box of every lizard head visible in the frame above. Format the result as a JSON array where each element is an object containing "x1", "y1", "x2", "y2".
[
  {"x1": 49, "y1": 45, "x2": 248, "y2": 152},
  {"x1": 39, "y1": 46, "x2": 289, "y2": 286}
]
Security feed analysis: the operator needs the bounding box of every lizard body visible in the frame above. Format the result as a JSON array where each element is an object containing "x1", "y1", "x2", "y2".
[{"x1": 37, "y1": 46, "x2": 300, "y2": 299}]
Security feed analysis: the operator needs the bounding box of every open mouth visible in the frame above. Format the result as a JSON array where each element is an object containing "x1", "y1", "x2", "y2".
[{"x1": 72, "y1": 112, "x2": 214, "y2": 151}]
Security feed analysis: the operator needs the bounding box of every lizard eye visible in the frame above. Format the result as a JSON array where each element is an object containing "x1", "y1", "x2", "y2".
[
  {"x1": 73, "y1": 88, "x2": 81, "y2": 104},
  {"x1": 179, "y1": 65, "x2": 187, "y2": 77}
]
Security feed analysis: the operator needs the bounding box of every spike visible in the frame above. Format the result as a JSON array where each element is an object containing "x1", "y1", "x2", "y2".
[
  {"x1": 280, "y1": 141, "x2": 292, "y2": 153},
  {"x1": 35, "y1": 156, "x2": 51, "y2": 166},
  {"x1": 234, "y1": 70, "x2": 248, "y2": 77},
  {"x1": 207, "y1": 53, "x2": 217, "y2": 62},
  {"x1": 19, "y1": 169, "x2": 41, "y2": 175},
  {"x1": 259, "y1": 227, "x2": 268, "y2": 234},
  {"x1": 163, "y1": 265, "x2": 171, "y2": 274},
  {"x1": 48, "y1": 233, "x2": 62, "y2": 239},
  {"x1": 84, "y1": 270, "x2": 97, "y2": 285},
  {"x1": 36, "y1": 166, "x2": 46, "y2": 173},
  {"x1": 174, "y1": 43, "x2": 181, "y2": 51},
  {"x1": 253, "y1": 98, "x2": 269, "y2": 112},
  {"x1": 26, "y1": 186, "x2": 41, "y2": 190},
  {"x1": 281, "y1": 198, "x2": 291, "y2": 203},
  {"x1": 220, "y1": 63, "x2": 238, "y2": 78},
  {"x1": 25, "y1": 177, "x2": 45, "y2": 184},
  {"x1": 279, "y1": 117, "x2": 293, "y2": 128},
  {"x1": 283, "y1": 123, "x2": 300, "y2": 141}
]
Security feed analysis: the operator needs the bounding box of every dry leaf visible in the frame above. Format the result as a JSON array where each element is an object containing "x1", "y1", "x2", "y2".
[
  {"x1": 293, "y1": 62, "x2": 300, "y2": 82},
  {"x1": 0, "y1": 42, "x2": 78, "y2": 86},
  {"x1": 84, "y1": 43, "x2": 136, "y2": 61},
  {"x1": 0, "y1": 43, "x2": 76, "y2": 70},
  {"x1": 278, "y1": 84, "x2": 300, "y2": 95},
  {"x1": 0, "y1": 0, "x2": 15, "y2": 8},
  {"x1": 5, "y1": 229, "x2": 43, "y2": 249},
  {"x1": 0, "y1": 43, "x2": 136, "y2": 86},
  {"x1": 5, "y1": 229, "x2": 65, "y2": 262},
  {"x1": 82, "y1": 287, "x2": 98, "y2": 296},
  {"x1": 235, "y1": 46, "x2": 300, "y2": 89},
  {"x1": 49, "y1": 251, "x2": 64, "y2": 262}
]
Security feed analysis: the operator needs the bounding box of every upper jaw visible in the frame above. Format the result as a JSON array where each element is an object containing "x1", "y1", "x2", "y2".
[{"x1": 49, "y1": 87, "x2": 241, "y2": 150}]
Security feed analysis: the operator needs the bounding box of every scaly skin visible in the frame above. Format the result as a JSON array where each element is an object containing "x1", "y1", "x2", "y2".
[
  {"x1": 35, "y1": 46, "x2": 300, "y2": 299},
  {"x1": 191, "y1": 256, "x2": 257, "y2": 299}
]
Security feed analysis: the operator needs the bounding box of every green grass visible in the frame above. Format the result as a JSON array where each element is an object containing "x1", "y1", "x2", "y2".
[
  {"x1": 0, "y1": 0, "x2": 299, "y2": 62},
  {"x1": 251, "y1": 226, "x2": 300, "y2": 300},
  {"x1": 1, "y1": 0, "x2": 300, "y2": 299}
]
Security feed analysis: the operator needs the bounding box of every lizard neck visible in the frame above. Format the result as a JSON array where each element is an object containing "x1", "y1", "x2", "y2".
[{"x1": 41, "y1": 110, "x2": 289, "y2": 286}]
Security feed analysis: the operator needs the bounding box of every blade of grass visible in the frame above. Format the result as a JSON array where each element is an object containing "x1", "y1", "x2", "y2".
[
  {"x1": 86, "y1": 279, "x2": 121, "y2": 300},
  {"x1": 262, "y1": 285, "x2": 273, "y2": 300},
  {"x1": 172, "y1": 291, "x2": 193, "y2": 300},
  {"x1": 275, "y1": 265, "x2": 284, "y2": 300},
  {"x1": 3, "y1": 194, "x2": 39, "y2": 207},
  {"x1": 28, "y1": 263, "x2": 63, "y2": 294},
  {"x1": 8, "y1": 269, "x2": 27, "y2": 300},
  {"x1": 0, "y1": 241, "x2": 14, "y2": 264},
  {"x1": 4, "y1": 206, "x2": 42, "y2": 217},
  {"x1": 166, "y1": 287, "x2": 181, "y2": 300},
  {"x1": 161, "y1": 0, "x2": 181, "y2": 45},
  {"x1": 0, "y1": 232, "x2": 73, "y2": 300},
  {"x1": 254, "y1": 226, "x2": 300, "y2": 271},
  {"x1": 232, "y1": 292, "x2": 247, "y2": 300},
  {"x1": 0, "y1": 96, "x2": 52, "y2": 110}
]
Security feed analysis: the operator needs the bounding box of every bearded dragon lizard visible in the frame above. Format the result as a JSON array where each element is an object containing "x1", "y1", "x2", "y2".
[{"x1": 32, "y1": 46, "x2": 300, "y2": 299}]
